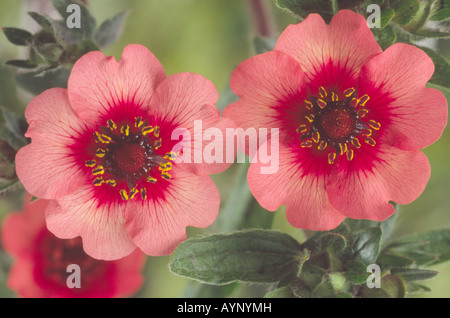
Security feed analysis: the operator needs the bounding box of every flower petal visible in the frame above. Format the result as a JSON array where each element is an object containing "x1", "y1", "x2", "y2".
[
  {"x1": 223, "y1": 50, "x2": 307, "y2": 133},
  {"x1": 147, "y1": 72, "x2": 235, "y2": 175},
  {"x1": 15, "y1": 88, "x2": 87, "y2": 199},
  {"x1": 247, "y1": 140, "x2": 345, "y2": 230},
  {"x1": 68, "y1": 44, "x2": 166, "y2": 123},
  {"x1": 124, "y1": 168, "x2": 220, "y2": 256},
  {"x1": 358, "y1": 43, "x2": 448, "y2": 150},
  {"x1": 1, "y1": 196, "x2": 48, "y2": 257},
  {"x1": 275, "y1": 10, "x2": 382, "y2": 91},
  {"x1": 45, "y1": 185, "x2": 137, "y2": 260},
  {"x1": 327, "y1": 145, "x2": 431, "y2": 220},
  {"x1": 148, "y1": 72, "x2": 219, "y2": 128}
]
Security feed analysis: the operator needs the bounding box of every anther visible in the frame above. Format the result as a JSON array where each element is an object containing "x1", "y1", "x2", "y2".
[
  {"x1": 129, "y1": 188, "x2": 138, "y2": 200},
  {"x1": 140, "y1": 188, "x2": 147, "y2": 200},
  {"x1": 319, "y1": 87, "x2": 327, "y2": 98},
  {"x1": 135, "y1": 116, "x2": 143, "y2": 128},
  {"x1": 147, "y1": 176, "x2": 157, "y2": 183},
  {"x1": 318, "y1": 140, "x2": 327, "y2": 151},
  {"x1": 339, "y1": 143, "x2": 348, "y2": 155},
  {"x1": 331, "y1": 92, "x2": 338, "y2": 101},
  {"x1": 301, "y1": 141, "x2": 313, "y2": 148},
  {"x1": 85, "y1": 160, "x2": 96, "y2": 167},
  {"x1": 305, "y1": 100, "x2": 313, "y2": 110},
  {"x1": 328, "y1": 152, "x2": 336, "y2": 165},
  {"x1": 317, "y1": 99, "x2": 327, "y2": 109},
  {"x1": 120, "y1": 125, "x2": 130, "y2": 136},
  {"x1": 296, "y1": 125, "x2": 307, "y2": 134},
  {"x1": 312, "y1": 131, "x2": 320, "y2": 143},
  {"x1": 107, "y1": 119, "x2": 117, "y2": 130},
  {"x1": 359, "y1": 95, "x2": 370, "y2": 106},
  {"x1": 346, "y1": 149, "x2": 354, "y2": 161},
  {"x1": 120, "y1": 189, "x2": 129, "y2": 201},
  {"x1": 343, "y1": 88, "x2": 355, "y2": 97},
  {"x1": 93, "y1": 177, "x2": 104, "y2": 186},
  {"x1": 357, "y1": 109, "x2": 368, "y2": 118},
  {"x1": 351, "y1": 138, "x2": 361, "y2": 149},
  {"x1": 367, "y1": 120, "x2": 381, "y2": 130},
  {"x1": 365, "y1": 137, "x2": 376, "y2": 146},
  {"x1": 92, "y1": 166, "x2": 104, "y2": 175},
  {"x1": 141, "y1": 126, "x2": 154, "y2": 136}
]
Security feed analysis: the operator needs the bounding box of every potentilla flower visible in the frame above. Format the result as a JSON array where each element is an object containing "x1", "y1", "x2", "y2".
[
  {"x1": 15, "y1": 44, "x2": 234, "y2": 260},
  {"x1": 222, "y1": 10, "x2": 447, "y2": 230},
  {"x1": 1, "y1": 196, "x2": 146, "y2": 298}
]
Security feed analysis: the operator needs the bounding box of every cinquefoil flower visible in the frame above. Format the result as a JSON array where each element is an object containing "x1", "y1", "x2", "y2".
[
  {"x1": 1, "y1": 196, "x2": 146, "y2": 298},
  {"x1": 16, "y1": 44, "x2": 233, "y2": 259},
  {"x1": 223, "y1": 10, "x2": 447, "y2": 230}
]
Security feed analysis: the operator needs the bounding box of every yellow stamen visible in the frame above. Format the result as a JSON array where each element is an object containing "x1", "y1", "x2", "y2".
[
  {"x1": 368, "y1": 120, "x2": 381, "y2": 130},
  {"x1": 161, "y1": 172, "x2": 172, "y2": 180},
  {"x1": 318, "y1": 140, "x2": 327, "y2": 151},
  {"x1": 304, "y1": 100, "x2": 313, "y2": 110},
  {"x1": 135, "y1": 116, "x2": 143, "y2": 128},
  {"x1": 359, "y1": 94, "x2": 370, "y2": 106},
  {"x1": 120, "y1": 125, "x2": 130, "y2": 136},
  {"x1": 92, "y1": 165, "x2": 104, "y2": 175},
  {"x1": 147, "y1": 176, "x2": 157, "y2": 183},
  {"x1": 106, "y1": 179, "x2": 116, "y2": 187},
  {"x1": 120, "y1": 189, "x2": 129, "y2": 201},
  {"x1": 164, "y1": 152, "x2": 177, "y2": 161},
  {"x1": 339, "y1": 143, "x2": 348, "y2": 155},
  {"x1": 361, "y1": 129, "x2": 372, "y2": 137},
  {"x1": 107, "y1": 119, "x2": 117, "y2": 130},
  {"x1": 346, "y1": 149, "x2": 354, "y2": 161},
  {"x1": 85, "y1": 160, "x2": 96, "y2": 167},
  {"x1": 296, "y1": 125, "x2": 308, "y2": 134},
  {"x1": 351, "y1": 138, "x2": 361, "y2": 149},
  {"x1": 93, "y1": 177, "x2": 104, "y2": 186},
  {"x1": 328, "y1": 152, "x2": 336, "y2": 165},
  {"x1": 332, "y1": 92, "x2": 338, "y2": 101},
  {"x1": 95, "y1": 148, "x2": 107, "y2": 158},
  {"x1": 153, "y1": 126, "x2": 160, "y2": 138},
  {"x1": 140, "y1": 188, "x2": 147, "y2": 200},
  {"x1": 343, "y1": 88, "x2": 355, "y2": 97},
  {"x1": 129, "y1": 188, "x2": 138, "y2": 200},
  {"x1": 141, "y1": 126, "x2": 154, "y2": 136},
  {"x1": 317, "y1": 99, "x2": 327, "y2": 109},
  {"x1": 319, "y1": 86, "x2": 327, "y2": 98},
  {"x1": 365, "y1": 137, "x2": 376, "y2": 147},
  {"x1": 94, "y1": 131, "x2": 111, "y2": 144},
  {"x1": 301, "y1": 141, "x2": 313, "y2": 148},
  {"x1": 312, "y1": 131, "x2": 320, "y2": 143},
  {"x1": 350, "y1": 98, "x2": 359, "y2": 108},
  {"x1": 154, "y1": 138, "x2": 162, "y2": 150},
  {"x1": 357, "y1": 109, "x2": 368, "y2": 118}
]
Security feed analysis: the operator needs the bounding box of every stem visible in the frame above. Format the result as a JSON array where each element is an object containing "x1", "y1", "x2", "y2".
[{"x1": 246, "y1": 0, "x2": 276, "y2": 38}]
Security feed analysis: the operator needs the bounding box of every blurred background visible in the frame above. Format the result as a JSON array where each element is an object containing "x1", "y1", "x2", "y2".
[{"x1": 0, "y1": 0, "x2": 448, "y2": 298}]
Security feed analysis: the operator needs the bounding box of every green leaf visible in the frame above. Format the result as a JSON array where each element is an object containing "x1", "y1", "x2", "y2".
[
  {"x1": 351, "y1": 228, "x2": 382, "y2": 265},
  {"x1": 379, "y1": 8, "x2": 396, "y2": 29},
  {"x1": 359, "y1": 274, "x2": 406, "y2": 298},
  {"x1": 253, "y1": 36, "x2": 277, "y2": 54},
  {"x1": 390, "y1": 268, "x2": 439, "y2": 282},
  {"x1": 15, "y1": 66, "x2": 71, "y2": 96},
  {"x1": 407, "y1": 282, "x2": 432, "y2": 294},
  {"x1": 322, "y1": 233, "x2": 347, "y2": 255},
  {"x1": 377, "y1": 253, "x2": 413, "y2": 270},
  {"x1": 385, "y1": 229, "x2": 450, "y2": 266},
  {"x1": 393, "y1": 0, "x2": 421, "y2": 25},
  {"x1": 0, "y1": 107, "x2": 28, "y2": 150},
  {"x1": 373, "y1": 26, "x2": 397, "y2": 50},
  {"x1": 95, "y1": 11, "x2": 128, "y2": 49},
  {"x1": 264, "y1": 285, "x2": 295, "y2": 298},
  {"x1": 169, "y1": 229, "x2": 303, "y2": 285},
  {"x1": 28, "y1": 11, "x2": 53, "y2": 29},
  {"x1": 5, "y1": 60, "x2": 38, "y2": 69},
  {"x1": 346, "y1": 260, "x2": 370, "y2": 285},
  {"x1": 52, "y1": 0, "x2": 97, "y2": 39},
  {"x1": 2, "y1": 27, "x2": 32, "y2": 46},
  {"x1": 429, "y1": 0, "x2": 450, "y2": 21},
  {"x1": 273, "y1": 0, "x2": 335, "y2": 22}
]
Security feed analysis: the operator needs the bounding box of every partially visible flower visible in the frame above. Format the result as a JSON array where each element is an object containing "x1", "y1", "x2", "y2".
[
  {"x1": 1, "y1": 196, "x2": 146, "y2": 298},
  {"x1": 223, "y1": 10, "x2": 447, "y2": 230},
  {"x1": 15, "y1": 44, "x2": 234, "y2": 260}
]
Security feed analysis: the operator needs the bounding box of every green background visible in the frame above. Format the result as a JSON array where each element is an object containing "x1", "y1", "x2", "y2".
[{"x1": 0, "y1": 0, "x2": 449, "y2": 298}]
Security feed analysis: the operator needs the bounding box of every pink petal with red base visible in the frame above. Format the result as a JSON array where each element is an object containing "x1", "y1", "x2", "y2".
[
  {"x1": 15, "y1": 88, "x2": 87, "y2": 199},
  {"x1": 275, "y1": 10, "x2": 382, "y2": 92},
  {"x1": 358, "y1": 43, "x2": 448, "y2": 151},
  {"x1": 68, "y1": 44, "x2": 166, "y2": 123},
  {"x1": 46, "y1": 185, "x2": 137, "y2": 261},
  {"x1": 327, "y1": 144, "x2": 431, "y2": 220},
  {"x1": 223, "y1": 50, "x2": 307, "y2": 134},
  {"x1": 148, "y1": 72, "x2": 236, "y2": 175},
  {"x1": 124, "y1": 168, "x2": 220, "y2": 256},
  {"x1": 247, "y1": 140, "x2": 345, "y2": 230}
]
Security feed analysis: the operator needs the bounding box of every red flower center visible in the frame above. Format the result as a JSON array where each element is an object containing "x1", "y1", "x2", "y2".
[
  {"x1": 85, "y1": 117, "x2": 177, "y2": 201},
  {"x1": 296, "y1": 87, "x2": 380, "y2": 164},
  {"x1": 113, "y1": 143, "x2": 147, "y2": 174},
  {"x1": 319, "y1": 107, "x2": 354, "y2": 140},
  {"x1": 37, "y1": 232, "x2": 107, "y2": 290}
]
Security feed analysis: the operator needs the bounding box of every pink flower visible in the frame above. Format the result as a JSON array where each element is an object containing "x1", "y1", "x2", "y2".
[
  {"x1": 222, "y1": 10, "x2": 447, "y2": 230},
  {"x1": 15, "y1": 44, "x2": 234, "y2": 260},
  {"x1": 1, "y1": 196, "x2": 146, "y2": 298}
]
